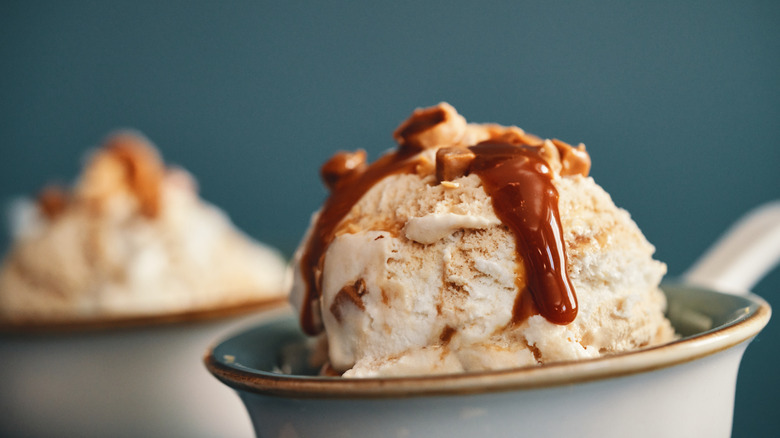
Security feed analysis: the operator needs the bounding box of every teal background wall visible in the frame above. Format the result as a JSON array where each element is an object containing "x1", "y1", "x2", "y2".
[{"x1": 1, "y1": 1, "x2": 778, "y2": 436}]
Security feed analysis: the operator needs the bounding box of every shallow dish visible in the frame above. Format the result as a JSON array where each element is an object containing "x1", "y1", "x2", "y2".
[
  {"x1": 205, "y1": 285, "x2": 769, "y2": 438},
  {"x1": 0, "y1": 297, "x2": 288, "y2": 438}
]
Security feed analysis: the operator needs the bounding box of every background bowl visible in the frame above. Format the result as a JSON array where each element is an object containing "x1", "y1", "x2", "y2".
[{"x1": 0, "y1": 299, "x2": 287, "y2": 438}]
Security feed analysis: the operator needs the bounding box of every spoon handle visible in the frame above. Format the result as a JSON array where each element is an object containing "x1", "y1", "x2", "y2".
[{"x1": 683, "y1": 201, "x2": 780, "y2": 295}]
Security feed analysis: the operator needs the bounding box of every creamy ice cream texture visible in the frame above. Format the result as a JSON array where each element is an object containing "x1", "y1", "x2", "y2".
[
  {"x1": 290, "y1": 103, "x2": 674, "y2": 377},
  {"x1": 0, "y1": 132, "x2": 288, "y2": 323}
]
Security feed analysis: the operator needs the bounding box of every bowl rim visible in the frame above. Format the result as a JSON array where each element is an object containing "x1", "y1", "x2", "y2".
[
  {"x1": 0, "y1": 296, "x2": 289, "y2": 334},
  {"x1": 205, "y1": 288, "x2": 771, "y2": 399}
]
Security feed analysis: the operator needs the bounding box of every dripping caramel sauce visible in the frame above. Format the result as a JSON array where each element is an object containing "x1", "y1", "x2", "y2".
[
  {"x1": 300, "y1": 141, "x2": 578, "y2": 334},
  {"x1": 469, "y1": 141, "x2": 577, "y2": 325}
]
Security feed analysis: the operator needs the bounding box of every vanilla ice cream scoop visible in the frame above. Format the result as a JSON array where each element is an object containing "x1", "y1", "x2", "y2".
[
  {"x1": 0, "y1": 132, "x2": 288, "y2": 324},
  {"x1": 289, "y1": 103, "x2": 674, "y2": 377}
]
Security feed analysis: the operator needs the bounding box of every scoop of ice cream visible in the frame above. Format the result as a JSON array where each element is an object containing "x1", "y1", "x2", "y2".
[
  {"x1": 290, "y1": 103, "x2": 674, "y2": 377},
  {"x1": 0, "y1": 131, "x2": 289, "y2": 323}
]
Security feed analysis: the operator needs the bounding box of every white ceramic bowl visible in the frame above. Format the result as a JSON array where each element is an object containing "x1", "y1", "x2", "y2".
[
  {"x1": 206, "y1": 202, "x2": 780, "y2": 438},
  {"x1": 0, "y1": 299, "x2": 288, "y2": 438},
  {"x1": 206, "y1": 286, "x2": 769, "y2": 438}
]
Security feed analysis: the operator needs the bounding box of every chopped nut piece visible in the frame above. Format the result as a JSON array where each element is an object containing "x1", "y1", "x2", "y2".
[
  {"x1": 436, "y1": 147, "x2": 476, "y2": 182},
  {"x1": 415, "y1": 156, "x2": 435, "y2": 176},
  {"x1": 393, "y1": 103, "x2": 466, "y2": 151},
  {"x1": 552, "y1": 139, "x2": 591, "y2": 177},
  {"x1": 394, "y1": 106, "x2": 447, "y2": 149},
  {"x1": 37, "y1": 185, "x2": 69, "y2": 220},
  {"x1": 321, "y1": 150, "x2": 368, "y2": 191},
  {"x1": 79, "y1": 132, "x2": 165, "y2": 218},
  {"x1": 330, "y1": 278, "x2": 368, "y2": 323},
  {"x1": 539, "y1": 140, "x2": 563, "y2": 175}
]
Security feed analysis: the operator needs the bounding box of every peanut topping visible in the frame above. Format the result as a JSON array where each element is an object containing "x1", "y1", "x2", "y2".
[
  {"x1": 551, "y1": 139, "x2": 591, "y2": 177},
  {"x1": 414, "y1": 155, "x2": 436, "y2": 176},
  {"x1": 79, "y1": 132, "x2": 165, "y2": 218},
  {"x1": 435, "y1": 147, "x2": 476, "y2": 183},
  {"x1": 321, "y1": 150, "x2": 368, "y2": 191},
  {"x1": 37, "y1": 185, "x2": 69, "y2": 220},
  {"x1": 330, "y1": 278, "x2": 368, "y2": 323},
  {"x1": 393, "y1": 103, "x2": 467, "y2": 151}
]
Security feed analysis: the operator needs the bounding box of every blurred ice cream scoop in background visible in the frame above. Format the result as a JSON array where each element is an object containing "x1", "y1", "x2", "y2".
[{"x1": 0, "y1": 131, "x2": 288, "y2": 324}]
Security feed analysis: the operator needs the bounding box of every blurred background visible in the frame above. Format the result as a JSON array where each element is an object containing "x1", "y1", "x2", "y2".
[{"x1": 1, "y1": 0, "x2": 777, "y2": 436}]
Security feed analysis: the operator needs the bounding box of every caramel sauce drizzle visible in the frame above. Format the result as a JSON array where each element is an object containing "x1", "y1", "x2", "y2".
[
  {"x1": 300, "y1": 131, "x2": 586, "y2": 334},
  {"x1": 468, "y1": 141, "x2": 577, "y2": 325}
]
